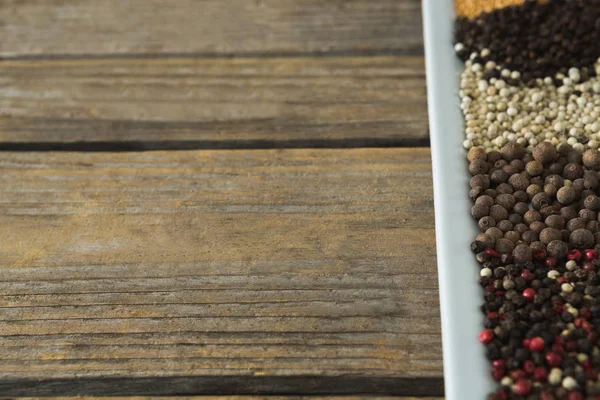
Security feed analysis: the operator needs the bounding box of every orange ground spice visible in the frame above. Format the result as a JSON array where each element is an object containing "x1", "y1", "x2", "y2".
[{"x1": 455, "y1": 0, "x2": 526, "y2": 18}]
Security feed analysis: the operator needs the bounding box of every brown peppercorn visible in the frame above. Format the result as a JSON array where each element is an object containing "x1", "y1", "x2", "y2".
[
  {"x1": 570, "y1": 229, "x2": 595, "y2": 249},
  {"x1": 486, "y1": 227, "x2": 504, "y2": 241},
  {"x1": 558, "y1": 143, "x2": 573, "y2": 156},
  {"x1": 585, "y1": 195, "x2": 600, "y2": 211},
  {"x1": 573, "y1": 178, "x2": 585, "y2": 194},
  {"x1": 526, "y1": 160, "x2": 544, "y2": 176},
  {"x1": 508, "y1": 213, "x2": 522, "y2": 225},
  {"x1": 583, "y1": 149, "x2": 600, "y2": 170},
  {"x1": 494, "y1": 160, "x2": 508, "y2": 169},
  {"x1": 580, "y1": 209, "x2": 597, "y2": 221},
  {"x1": 497, "y1": 220, "x2": 513, "y2": 233},
  {"x1": 495, "y1": 238, "x2": 515, "y2": 254},
  {"x1": 547, "y1": 240, "x2": 569, "y2": 259},
  {"x1": 479, "y1": 216, "x2": 496, "y2": 230},
  {"x1": 501, "y1": 142, "x2": 526, "y2": 161},
  {"x1": 469, "y1": 159, "x2": 489, "y2": 175},
  {"x1": 545, "y1": 215, "x2": 566, "y2": 230},
  {"x1": 522, "y1": 230, "x2": 538, "y2": 244},
  {"x1": 584, "y1": 176, "x2": 599, "y2": 190},
  {"x1": 513, "y1": 191, "x2": 528, "y2": 203},
  {"x1": 490, "y1": 169, "x2": 508, "y2": 184},
  {"x1": 595, "y1": 232, "x2": 600, "y2": 245},
  {"x1": 529, "y1": 221, "x2": 546, "y2": 234},
  {"x1": 467, "y1": 146, "x2": 487, "y2": 162},
  {"x1": 530, "y1": 176, "x2": 543, "y2": 186},
  {"x1": 557, "y1": 186, "x2": 577, "y2": 205},
  {"x1": 470, "y1": 174, "x2": 490, "y2": 190},
  {"x1": 508, "y1": 174, "x2": 529, "y2": 191},
  {"x1": 487, "y1": 151, "x2": 502, "y2": 163},
  {"x1": 532, "y1": 142, "x2": 558, "y2": 164},
  {"x1": 540, "y1": 227, "x2": 562, "y2": 244},
  {"x1": 540, "y1": 205, "x2": 560, "y2": 219},
  {"x1": 560, "y1": 206, "x2": 578, "y2": 221},
  {"x1": 476, "y1": 234, "x2": 495, "y2": 249},
  {"x1": 489, "y1": 204, "x2": 509, "y2": 222},
  {"x1": 561, "y1": 229, "x2": 570, "y2": 242},
  {"x1": 471, "y1": 204, "x2": 489, "y2": 220},
  {"x1": 496, "y1": 183, "x2": 514, "y2": 195},
  {"x1": 514, "y1": 223, "x2": 529, "y2": 234},
  {"x1": 475, "y1": 195, "x2": 495, "y2": 208},
  {"x1": 526, "y1": 184, "x2": 543, "y2": 200},
  {"x1": 548, "y1": 162, "x2": 564, "y2": 175},
  {"x1": 504, "y1": 231, "x2": 520, "y2": 244},
  {"x1": 483, "y1": 189, "x2": 497, "y2": 199},
  {"x1": 530, "y1": 241, "x2": 545, "y2": 251},
  {"x1": 545, "y1": 174, "x2": 565, "y2": 188},
  {"x1": 513, "y1": 202, "x2": 529, "y2": 216},
  {"x1": 512, "y1": 243, "x2": 532, "y2": 263},
  {"x1": 563, "y1": 163, "x2": 584, "y2": 181},
  {"x1": 469, "y1": 187, "x2": 483, "y2": 200},
  {"x1": 495, "y1": 194, "x2": 516, "y2": 211},
  {"x1": 524, "y1": 210, "x2": 543, "y2": 225},
  {"x1": 567, "y1": 150, "x2": 583, "y2": 164},
  {"x1": 587, "y1": 220, "x2": 600, "y2": 233},
  {"x1": 511, "y1": 159, "x2": 525, "y2": 172},
  {"x1": 567, "y1": 218, "x2": 587, "y2": 232},
  {"x1": 532, "y1": 193, "x2": 551, "y2": 211}
]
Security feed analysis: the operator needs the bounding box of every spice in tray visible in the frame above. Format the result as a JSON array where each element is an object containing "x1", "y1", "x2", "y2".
[
  {"x1": 457, "y1": 0, "x2": 600, "y2": 398},
  {"x1": 454, "y1": 0, "x2": 526, "y2": 19}
]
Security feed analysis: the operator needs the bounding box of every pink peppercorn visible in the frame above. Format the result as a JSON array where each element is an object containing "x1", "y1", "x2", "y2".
[
  {"x1": 568, "y1": 249, "x2": 582, "y2": 261},
  {"x1": 478, "y1": 329, "x2": 494, "y2": 344},
  {"x1": 540, "y1": 392, "x2": 555, "y2": 400},
  {"x1": 529, "y1": 337, "x2": 545, "y2": 352},
  {"x1": 484, "y1": 248, "x2": 500, "y2": 257},
  {"x1": 568, "y1": 392, "x2": 584, "y2": 400},
  {"x1": 533, "y1": 249, "x2": 547, "y2": 260},
  {"x1": 546, "y1": 352, "x2": 562, "y2": 367},
  {"x1": 534, "y1": 367, "x2": 548, "y2": 382},
  {"x1": 492, "y1": 359, "x2": 505, "y2": 369},
  {"x1": 523, "y1": 288, "x2": 535, "y2": 302},
  {"x1": 585, "y1": 249, "x2": 598, "y2": 260},
  {"x1": 513, "y1": 379, "x2": 532, "y2": 396},
  {"x1": 523, "y1": 360, "x2": 535, "y2": 374},
  {"x1": 545, "y1": 257, "x2": 558, "y2": 268},
  {"x1": 521, "y1": 269, "x2": 535, "y2": 280}
]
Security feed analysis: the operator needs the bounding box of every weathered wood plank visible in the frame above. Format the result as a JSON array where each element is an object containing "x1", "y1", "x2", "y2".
[
  {"x1": 0, "y1": 56, "x2": 427, "y2": 146},
  {"x1": 0, "y1": 0, "x2": 422, "y2": 57},
  {"x1": 23, "y1": 397, "x2": 444, "y2": 400},
  {"x1": 0, "y1": 148, "x2": 440, "y2": 396}
]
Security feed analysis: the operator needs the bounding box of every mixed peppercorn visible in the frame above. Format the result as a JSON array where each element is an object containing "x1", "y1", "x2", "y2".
[{"x1": 456, "y1": 0, "x2": 600, "y2": 398}]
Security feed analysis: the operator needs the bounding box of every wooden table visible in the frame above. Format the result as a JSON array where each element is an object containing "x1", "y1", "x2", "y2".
[{"x1": 0, "y1": 1, "x2": 442, "y2": 398}]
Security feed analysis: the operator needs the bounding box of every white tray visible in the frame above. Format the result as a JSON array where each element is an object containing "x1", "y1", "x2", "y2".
[{"x1": 422, "y1": 0, "x2": 494, "y2": 398}]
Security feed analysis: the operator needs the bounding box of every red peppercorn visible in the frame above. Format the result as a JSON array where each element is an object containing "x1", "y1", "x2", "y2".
[
  {"x1": 513, "y1": 379, "x2": 532, "y2": 396},
  {"x1": 492, "y1": 359, "x2": 506, "y2": 369},
  {"x1": 584, "y1": 261, "x2": 596, "y2": 272},
  {"x1": 587, "y1": 369, "x2": 598, "y2": 381},
  {"x1": 523, "y1": 288, "x2": 535, "y2": 302},
  {"x1": 586, "y1": 249, "x2": 599, "y2": 260},
  {"x1": 565, "y1": 340, "x2": 577, "y2": 352},
  {"x1": 557, "y1": 276, "x2": 568, "y2": 284},
  {"x1": 494, "y1": 391, "x2": 507, "y2": 400},
  {"x1": 488, "y1": 312, "x2": 498, "y2": 319},
  {"x1": 568, "y1": 249, "x2": 582, "y2": 261},
  {"x1": 580, "y1": 308, "x2": 591, "y2": 319},
  {"x1": 492, "y1": 367, "x2": 504, "y2": 381},
  {"x1": 494, "y1": 290, "x2": 505, "y2": 297},
  {"x1": 589, "y1": 332, "x2": 598, "y2": 342},
  {"x1": 510, "y1": 369, "x2": 526, "y2": 380},
  {"x1": 521, "y1": 269, "x2": 535, "y2": 280},
  {"x1": 484, "y1": 248, "x2": 500, "y2": 257},
  {"x1": 582, "y1": 360, "x2": 592, "y2": 370},
  {"x1": 551, "y1": 342, "x2": 563, "y2": 353},
  {"x1": 478, "y1": 329, "x2": 494, "y2": 344},
  {"x1": 568, "y1": 392, "x2": 584, "y2": 400},
  {"x1": 545, "y1": 257, "x2": 557, "y2": 268},
  {"x1": 533, "y1": 249, "x2": 547, "y2": 260},
  {"x1": 582, "y1": 320, "x2": 593, "y2": 332},
  {"x1": 485, "y1": 285, "x2": 494, "y2": 293},
  {"x1": 529, "y1": 337, "x2": 545, "y2": 352},
  {"x1": 546, "y1": 352, "x2": 562, "y2": 367},
  {"x1": 524, "y1": 360, "x2": 535, "y2": 374},
  {"x1": 540, "y1": 392, "x2": 555, "y2": 400},
  {"x1": 534, "y1": 367, "x2": 548, "y2": 382},
  {"x1": 522, "y1": 338, "x2": 531, "y2": 348},
  {"x1": 574, "y1": 318, "x2": 583, "y2": 328}
]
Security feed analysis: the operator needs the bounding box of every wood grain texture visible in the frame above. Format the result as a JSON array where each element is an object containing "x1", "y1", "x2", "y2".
[
  {"x1": 25, "y1": 397, "x2": 444, "y2": 400},
  {"x1": 0, "y1": 148, "x2": 440, "y2": 396},
  {"x1": 0, "y1": 0, "x2": 422, "y2": 58},
  {"x1": 0, "y1": 56, "x2": 427, "y2": 147}
]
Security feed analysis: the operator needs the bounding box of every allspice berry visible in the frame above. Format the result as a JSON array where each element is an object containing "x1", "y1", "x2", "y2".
[
  {"x1": 563, "y1": 163, "x2": 584, "y2": 181},
  {"x1": 497, "y1": 220, "x2": 513, "y2": 233},
  {"x1": 547, "y1": 240, "x2": 569, "y2": 259},
  {"x1": 496, "y1": 183, "x2": 513, "y2": 194},
  {"x1": 486, "y1": 227, "x2": 504, "y2": 240},
  {"x1": 467, "y1": 147, "x2": 487, "y2": 162},
  {"x1": 513, "y1": 190, "x2": 528, "y2": 203},
  {"x1": 522, "y1": 231, "x2": 538, "y2": 244},
  {"x1": 545, "y1": 215, "x2": 566, "y2": 230},
  {"x1": 484, "y1": 189, "x2": 497, "y2": 199},
  {"x1": 584, "y1": 176, "x2": 599, "y2": 190},
  {"x1": 513, "y1": 202, "x2": 529, "y2": 215},
  {"x1": 495, "y1": 238, "x2": 515, "y2": 254},
  {"x1": 544, "y1": 184, "x2": 558, "y2": 198},
  {"x1": 501, "y1": 142, "x2": 525, "y2": 161},
  {"x1": 540, "y1": 227, "x2": 562, "y2": 244},
  {"x1": 491, "y1": 169, "x2": 509, "y2": 184},
  {"x1": 527, "y1": 184, "x2": 543, "y2": 200},
  {"x1": 583, "y1": 149, "x2": 600, "y2": 170},
  {"x1": 470, "y1": 174, "x2": 490, "y2": 190},
  {"x1": 508, "y1": 213, "x2": 522, "y2": 225},
  {"x1": 512, "y1": 243, "x2": 532, "y2": 263},
  {"x1": 587, "y1": 220, "x2": 600, "y2": 233},
  {"x1": 524, "y1": 210, "x2": 543, "y2": 225},
  {"x1": 557, "y1": 186, "x2": 576, "y2": 205},
  {"x1": 504, "y1": 231, "x2": 520, "y2": 243},
  {"x1": 472, "y1": 204, "x2": 489, "y2": 220},
  {"x1": 476, "y1": 234, "x2": 495, "y2": 249},
  {"x1": 570, "y1": 228, "x2": 595, "y2": 249},
  {"x1": 529, "y1": 220, "x2": 546, "y2": 234},
  {"x1": 560, "y1": 206, "x2": 579, "y2": 221},
  {"x1": 526, "y1": 160, "x2": 544, "y2": 177},
  {"x1": 580, "y1": 209, "x2": 597, "y2": 222},
  {"x1": 508, "y1": 174, "x2": 529, "y2": 191},
  {"x1": 532, "y1": 193, "x2": 551, "y2": 211},
  {"x1": 545, "y1": 174, "x2": 565, "y2": 188},
  {"x1": 487, "y1": 151, "x2": 502, "y2": 163},
  {"x1": 495, "y1": 194, "x2": 516, "y2": 211},
  {"x1": 514, "y1": 223, "x2": 528, "y2": 234},
  {"x1": 567, "y1": 218, "x2": 587, "y2": 232},
  {"x1": 489, "y1": 205, "x2": 509, "y2": 222},
  {"x1": 469, "y1": 159, "x2": 489, "y2": 175},
  {"x1": 532, "y1": 142, "x2": 558, "y2": 164},
  {"x1": 585, "y1": 195, "x2": 600, "y2": 211},
  {"x1": 478, "y1": 216, "x2": 496, "y2": 230},
  {"x1": 595, "y1": 232, "x2": 600, "y2": 245},
  {"x1": 475, "y1": 195, "x2": 495, "y2": 208}
]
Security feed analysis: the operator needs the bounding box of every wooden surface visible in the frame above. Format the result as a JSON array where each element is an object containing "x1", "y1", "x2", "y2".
[
  {"x1": 0, "y1": 0, "x2": 440, "y2": 397},
  {"x1": 0, "y1": 56, "x2": 427, "y2": 148}
]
